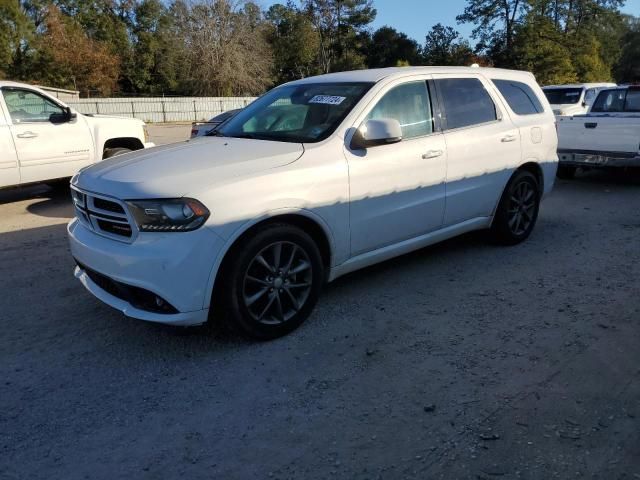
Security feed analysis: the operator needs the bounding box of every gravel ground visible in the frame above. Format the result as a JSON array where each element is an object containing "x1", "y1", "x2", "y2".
[{"x1": 1, "y1": 128, "x2": 639, "y2": 479}]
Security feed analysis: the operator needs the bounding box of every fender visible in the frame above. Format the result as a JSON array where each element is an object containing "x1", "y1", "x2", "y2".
[{"x1": 201, "y1": 207, "x2": 337, "y2": 309}]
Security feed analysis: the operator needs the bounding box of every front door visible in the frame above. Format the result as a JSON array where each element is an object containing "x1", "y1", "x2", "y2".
[
  {"x1": 0, "y1": 102, "x2": 19, "y2": 188},
  {"x1": 1, "y1": 87, "x2": 93, "y2": 184},
  {"x1": 344, "y1": 79, "x2": 447, "y2": 256}
]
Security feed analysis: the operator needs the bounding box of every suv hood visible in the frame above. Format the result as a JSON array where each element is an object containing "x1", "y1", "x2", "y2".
[{"x1": 74, "y1": 137, "x2": 304, "y2": 199}]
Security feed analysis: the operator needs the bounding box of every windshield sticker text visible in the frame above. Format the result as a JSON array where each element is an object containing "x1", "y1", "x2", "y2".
[{"x1": 309, "y1": 95, "x2": 346, "y2": 105}]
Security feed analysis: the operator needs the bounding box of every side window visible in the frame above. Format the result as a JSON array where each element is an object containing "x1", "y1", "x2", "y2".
[
  {"x1": 366, "y1": 81, "x2": 433, "y2": 139},
  {"x1": 436, "y1": 78, "x2": 497, "y2": 130},
  {"x1": 624, "y1": 90, "x2": 640, "y2": 112},
  {"x1": 492, "y1": 79, "x2": 544, "y2": 115},
  {"x1": 584, "y1": 88, "x2": 597, "y2": 105},
  {"x1": 1, "y1": 88, "x2": 64, "y2": 124}
]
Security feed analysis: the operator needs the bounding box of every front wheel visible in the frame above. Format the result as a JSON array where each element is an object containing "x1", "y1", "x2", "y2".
[
  {"x1": 490, "y1": 170, "x2": 541, "y2": 245},
  {"x1": 221, "y1": 224, "x2": 324, "y2": 340},
  {"x1": 103, "y1": 147, "x2": 132, "y2": 159}
]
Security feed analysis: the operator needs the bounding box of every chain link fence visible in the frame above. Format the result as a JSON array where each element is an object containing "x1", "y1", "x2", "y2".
[{"x1": 67, "y1": 97, "x2": 256, "y2": 123}]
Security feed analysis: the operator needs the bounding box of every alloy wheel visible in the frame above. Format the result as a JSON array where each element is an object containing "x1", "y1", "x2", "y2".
[
  {"x1": 507, "y1": 180, "x2": 537, "y2": 236},
  {"x1": 242, "y1": 241, "x2": 313, "y2": 325}
]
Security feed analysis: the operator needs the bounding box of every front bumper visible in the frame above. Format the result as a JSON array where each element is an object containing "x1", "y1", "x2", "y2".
[
  {"x1": 68, "y1": 218, "x2": 225, "y2": 326},
  {"x1": 558, "y1": 150, "x2": 640, "y2": 168}
]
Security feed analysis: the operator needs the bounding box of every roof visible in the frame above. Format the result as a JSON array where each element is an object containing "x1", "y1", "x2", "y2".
[
  {"x1": 542, "y1": 83, "x2": 617, "y2": 89},
  {"x1": 287, "y1": 66, "x2": 535, "y2": 85}
]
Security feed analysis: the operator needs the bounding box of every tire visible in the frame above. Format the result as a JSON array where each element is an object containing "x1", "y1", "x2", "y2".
[
  {"x1": 556, "y1": 165, "x2": 577, "y2": 179},
  {"x1": 220, "y1": 223, "x2": 324, "y2": 340},
  {"x1": 46, "y1": 177, "x2": 71, "y2": 192},
  {"x1": 103, "y1": 147, "x2": 132, "y2": 159},
  {"x1": 490, "y1": 170, "x2": 541, "y2": 245}
]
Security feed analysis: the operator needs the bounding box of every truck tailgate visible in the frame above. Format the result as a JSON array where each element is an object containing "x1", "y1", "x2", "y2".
[{"x1": 557, "y1": 116, "x2": 640, "y2": 154}]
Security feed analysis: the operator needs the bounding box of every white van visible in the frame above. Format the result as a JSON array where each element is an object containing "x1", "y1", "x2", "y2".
[
  {"x1": 68, "y1": 67, "x2": 558, "y2": 339},
  {"x1": 542, "y1": 83, "x2": 617, "y2": 116}
]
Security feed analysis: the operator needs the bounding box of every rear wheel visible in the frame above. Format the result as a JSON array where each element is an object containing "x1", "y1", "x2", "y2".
[
  {"x1": 103, "y1": 147, "x2": 132, "y2": 159},
  {"x1": 490, "y1": 170, "x2": 541, "y2": 245},
  {"x1": 556, "y1": 165, "x2": 577, "y2": 179},
  {"x1": 220, "y1": 224, "x2": 324, "y2": 340}
]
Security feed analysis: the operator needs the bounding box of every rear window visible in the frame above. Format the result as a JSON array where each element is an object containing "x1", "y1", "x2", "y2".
[
  {"x1": 493, "y1": 79, "x2": 544, "y2": 115},
  {"x1": 436, "y1": 78, "x2": 497, "y2": 130},
  {"x1": 591, "y1": 89, "x2": 627, "y2": 113},
  {"x1": 543, "y1": 88, "x2": 583, "y2": 105}
]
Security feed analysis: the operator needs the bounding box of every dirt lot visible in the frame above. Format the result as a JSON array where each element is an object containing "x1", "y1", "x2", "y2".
[{"x1": 1, "y1": 128, "x2": 639, "y2": 479}]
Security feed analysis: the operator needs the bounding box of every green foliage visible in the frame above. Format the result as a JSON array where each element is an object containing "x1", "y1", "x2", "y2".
[
  {"x1": 266, "y1": 2, "x2": 321, "y2": 83},
  {"x1": 460, "y1": 0, "x2": 629, "y2": 84},
  {"x1": 365, "y1": 26, "x2": 421, "y2": 68},
  {"x1": 423, "y1": 23, "x2": 475, "y2": 66},
  {"x1": 0, "y1": 0, "x2": 637, "y2": 96},
  {"x1": 614, "y1": 16, "x2": 640, "y2": 82}
]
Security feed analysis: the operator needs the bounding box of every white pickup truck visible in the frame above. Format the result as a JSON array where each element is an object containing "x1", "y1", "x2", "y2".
[
  {"x1": 0, "y1": 81, "x2": 154, "y2": 189},
  {"x1": 542, "y1": 83, "x2": 616, "y2": 116},
  {"x1": 556, "y1": 85, "x2": 640, "y2": 178}
]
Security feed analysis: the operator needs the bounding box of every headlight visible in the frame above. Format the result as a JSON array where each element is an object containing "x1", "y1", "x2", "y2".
[{"x1": 126, "y1": 198, "x2": 210, "y2": 232}]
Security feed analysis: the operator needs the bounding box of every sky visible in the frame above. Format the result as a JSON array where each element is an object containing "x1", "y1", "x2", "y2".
[{"x1": 259, "y1": 0, "x2": 640, "y2": 44}]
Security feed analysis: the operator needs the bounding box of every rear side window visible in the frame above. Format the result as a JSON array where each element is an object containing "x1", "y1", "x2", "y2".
[
  {"x1": 591, "y1": 89, "x2": 626, "y2": 112},
  {"x1": 624, "y1": 90, "x2": 640, "y2": 112},
  {"x1": 436, "y1": 78, "x2": 497, "y2": 130},
  {"x1": 492, "y1": 79, "x2": 544, "y2": 115},
  {"x1": 366, "y1": 81, "x2": 433, "y2": 139}
]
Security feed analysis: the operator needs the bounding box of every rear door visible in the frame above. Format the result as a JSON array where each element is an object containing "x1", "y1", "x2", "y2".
[
  {"x1": 0, "y1": 94, "x2": 20, "y2": 188},
  {"x1": 1, "y1": 87, "x2": 94, "y2": 184},
  {"x1": 433, "y1": 74, "x2": 521, "y2": 226},
  {"x1": 490, "y1": 78, "x2": 556, "y2": 171}
]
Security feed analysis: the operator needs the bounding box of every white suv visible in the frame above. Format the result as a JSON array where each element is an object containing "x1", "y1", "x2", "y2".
[{"x1": 68, "y1": 67, "x2": 558, "y2": 339}]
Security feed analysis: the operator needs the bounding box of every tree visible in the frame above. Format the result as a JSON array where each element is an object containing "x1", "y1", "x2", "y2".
[
  {"x1": 303, "y1": 0, "x2": 376, "y2": 73},
  {"x1": 614, "y1": 16, "x2": 640, "y2": 83},
  {"x1": 266, "y1": 2, "x2": 321, "y2": 83},
  {"x1": 422, "y1": 23, "x2": 475, "y2": 66},
  {"x1": 456, "y1": 0, "x2": 527, "y2": 65},
  {"x1": 36, "y1": 5, "x2": 120, "y2": 95},
  {"x1": 365, "y1": 26, "x2": 421, "y2": 68},
  {"x1": 172, "y1": 0, "x2": 273, "y2": 96},
  {"x1": 0, "y1": 0, "x2": 37, "y2": 78}
]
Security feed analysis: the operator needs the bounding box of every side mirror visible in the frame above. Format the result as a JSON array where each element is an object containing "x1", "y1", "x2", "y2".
[
  {"x1": 350, "y1": 118, "x2": 403, "y2": 150},
  {"x1": 50, "y1": 107, "x2": 76, "y2": 124}
]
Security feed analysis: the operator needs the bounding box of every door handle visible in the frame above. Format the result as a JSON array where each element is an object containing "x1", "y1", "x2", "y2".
[
  {"x1": 422, "y1": 150, "x2": 443, "y2": 159},
  {"x1": 585, "y1": 122, "x2": 598, "y2": 129},
  {"x1": 501, "y1": 134, "x2": 517, "y2": 143},
  {"x1": 17, "y1": 131, "x2": 38, "y2": 139}
]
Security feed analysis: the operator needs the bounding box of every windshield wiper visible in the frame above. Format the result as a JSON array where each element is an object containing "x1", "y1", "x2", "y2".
[{"x1": 205, "y1": 128, "x2": 225, "y2": 137}]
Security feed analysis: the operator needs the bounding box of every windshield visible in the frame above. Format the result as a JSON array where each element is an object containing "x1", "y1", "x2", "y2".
[
  {"x1": 543, "y1": 88, "x2": 583, "y2": 105},
  {"x1": 218, "y1": 82, "x2": 373, "y2": 143}
]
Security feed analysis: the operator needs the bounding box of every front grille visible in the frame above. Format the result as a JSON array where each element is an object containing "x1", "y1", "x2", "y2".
[
  {"x1": 76, "y1": 260, "x2": 178, "y2": 314},
  {"x1": 93, "y1": 197, "x2": 125, "y2": 214},
  {"x1": 71, "y1": 187, "x2": 135, "y2": 242}
]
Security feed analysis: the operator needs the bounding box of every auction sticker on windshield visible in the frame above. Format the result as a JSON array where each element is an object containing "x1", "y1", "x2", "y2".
[{"x1": 309, "y1": 95, "x2": 346, "y2": 105}]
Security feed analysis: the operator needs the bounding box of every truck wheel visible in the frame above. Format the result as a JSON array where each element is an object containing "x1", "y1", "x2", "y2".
[
  {"x1": 490, "y1": 170, "x2": 541, "y2": 245},
  {"x1": 556, "y1": 165, "x2": 577, "y2": 179},
  {"x1": 103, "y1": 147, "x2": 132, "y2": 159},
  {"x1": 220, "y1": 224, "x2": 324, "y2": 340}
]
